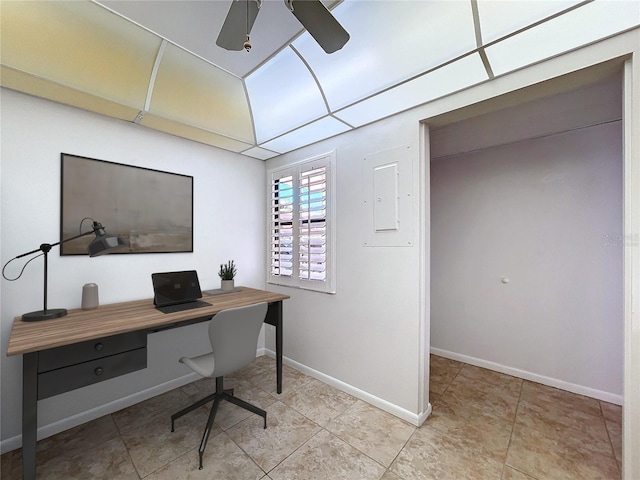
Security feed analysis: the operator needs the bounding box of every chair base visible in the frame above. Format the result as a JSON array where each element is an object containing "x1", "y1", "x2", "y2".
[{"x1": 171, "y1": 376, "x2": 267, "y2": 470}]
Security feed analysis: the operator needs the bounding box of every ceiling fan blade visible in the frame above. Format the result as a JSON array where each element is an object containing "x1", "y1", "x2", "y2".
[
  {"x1": 285, "y1": 0, "x2": 350, "y2": 54},
  {"x1": 216, "y1": 0, "x2": 261, "y2": 51}
]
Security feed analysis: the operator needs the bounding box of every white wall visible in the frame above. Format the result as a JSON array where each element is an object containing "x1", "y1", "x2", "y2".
[
  {"x1": 430, "y1": 77, "x2": 624, "y2": 402},
  {"x1": 0, "y1": 89, "x2": 266, "y2": 448},
  {"x1": 265, "y1": 112, "x2": 428, "y2": 422}
]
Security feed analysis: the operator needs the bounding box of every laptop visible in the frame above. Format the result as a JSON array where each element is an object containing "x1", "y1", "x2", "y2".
[{"x1": 152, "y1": 270, "x2": 211, "y2": 314}]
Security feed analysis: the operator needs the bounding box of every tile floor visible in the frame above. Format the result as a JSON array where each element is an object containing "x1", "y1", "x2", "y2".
[{"x1": 1, "y1": 354, "x2": 622, "y2": 479}]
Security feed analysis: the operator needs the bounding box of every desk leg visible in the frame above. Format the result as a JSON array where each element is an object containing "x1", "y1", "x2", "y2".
[
  {"x1": 22, "y1": 352, "x2": 38, "y2": 480},
  {"x1": 267, "y1": 301, "x2": 283, "y2": 394},
  {"x1": 275, "y1": 302, "x2": 282, "y2": 394}
]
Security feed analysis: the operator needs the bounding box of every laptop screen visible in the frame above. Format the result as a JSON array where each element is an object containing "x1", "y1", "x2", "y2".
[{"x1": 152, "y1": 270, "x2": 203, "y2": 307}]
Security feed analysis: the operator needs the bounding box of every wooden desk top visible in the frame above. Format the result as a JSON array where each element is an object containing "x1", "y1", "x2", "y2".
[{"x1": 7, "y1": 287, "x2": 289, "y2": 357}]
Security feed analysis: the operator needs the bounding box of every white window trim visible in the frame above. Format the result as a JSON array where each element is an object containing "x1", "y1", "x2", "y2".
[{"x1": 267, "y1": 151, "x2": 336, "y2": 294}]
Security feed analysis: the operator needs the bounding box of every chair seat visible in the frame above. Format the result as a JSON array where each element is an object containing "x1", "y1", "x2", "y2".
[{"x1": 180, "y1": 353, "x2": 215, "y2": 378}]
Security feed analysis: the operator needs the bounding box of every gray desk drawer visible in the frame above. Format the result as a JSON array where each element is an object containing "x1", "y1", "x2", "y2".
[
  {"x1": 38, "y1": 332, "x2": 147, "y2": 373},
  {"x1": 38, "y1": 347, "x2": 147, "y2": 400}
]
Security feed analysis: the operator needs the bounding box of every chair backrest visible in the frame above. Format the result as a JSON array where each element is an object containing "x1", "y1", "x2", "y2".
[{"x1": 208, "y1": 302, "x2": 268, "y2": 378}]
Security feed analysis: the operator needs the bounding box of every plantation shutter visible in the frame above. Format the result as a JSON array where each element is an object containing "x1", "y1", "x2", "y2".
[
  {"x1": 270, "y1": 169, "x2": 294, "y2": 280},
  {"x1": 298, "y1": 164, "x2": 327, "y2": 282},
  {"x1": 267, "y1": 152, "x2": 335, "y2": 293}
]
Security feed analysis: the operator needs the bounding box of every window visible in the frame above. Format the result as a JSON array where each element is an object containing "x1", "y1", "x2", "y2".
[{"x1": 268, "y1": 152, "x2": 336, "y2": 293}]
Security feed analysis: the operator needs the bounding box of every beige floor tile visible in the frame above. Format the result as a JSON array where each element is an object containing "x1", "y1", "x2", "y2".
[
  {"x1": 249, "y1": 364, "x2": 314, "y2": 397},
  {"x1": 144, "y1": 432, "x2": 265, "y2": 480},
  {"x1": 390, "y1": 425, "x2": 504, "y2": 480},
  {"x1": 280, "y1": 378, "x2": 358, "y2": 426},
  {"x1": 501, "y1": 465, "x2": 538, "y2": 480},
  {"x1": 380, "y1": 469, "x2": 405, "y2": 480},
  {"x1": 227, "y1": 379, "x2": 281, "y2": 411},
  {"x1": 0, "y1": 416, "x2": 122, "y2": 480},
  {"x1": 226, "y1": 401, "x2": 321, "y2": 472},
  {"x1": 326, "y1": 400, "x2": 415, "y2": 467},
  {"x1": 0, "y1": 448, "x2": 22, "y2": 480},
  {"x1": 439, "y1": 375, "x2": 520, "y2": 425},
  {"x1": 225, "y1": 355, "x2": 278, "y2": 385},
  {"x1": 34, "y1": 436, "x2": 138, "y2": 480},
  {"x1": 2, "y1": 355, "x2": 623, "y2": 480},
  {"x1": 514, "y1": 401, "x2": 613, "y2": 458},
  {"x1": 425, "y1": 365, "x2": 522, "y2": 462},
  {"x1": 242, "y1": 354, "x2": 277, "y2": 372},
  {"x1": 506, "y1": 420, "x2": 620, "y2": 480},
  {"x1": 183, "y1": 378, "x2": 279, "y2": 431},
  {"x1": 520, "y1": 381, "x2": 602, "y2": 420},
  {"x1": 112, "y1": 388, "x2": 192, "y2": 435},
  {"x1": 448, "y1": 366, "x2": 522, "y2": 401},
  {"x1": 426, "y1": 399, "x2": 513, "y2": 463},
  {"x1": 457, "y1": 364, "x2": 523, "y2": 394},
  {"x1": 429, "y1": 355, "x2": 463, "y2": 395},
  {"x1": 35, "y1": 415, "x2": 119, "y2": 464},
  {"x1": 600, "y1": 401, "x2": 622, "y2": 424},
  {"x1": 606, "y1": 419, "x2": 623, "y2": 463},
  {"x1": 179, "y1": 376, "x2": 218, "y2": 398},
  {"x1": 220, "y1": 388, "x2": 278, "y2": 431},
  {"x1": 122, "y1": 404, "x2": 216, "y2": 478},
  {"x1": 269, "y1": 429, "x2": 386, "y2": 480}
]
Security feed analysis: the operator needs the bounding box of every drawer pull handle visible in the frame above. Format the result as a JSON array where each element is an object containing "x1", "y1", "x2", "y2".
[
  {"x1": 95, "y1": 343, "x2": 104, "y2": 351},
  {"x1": 94, "y1": 367, "x2": 104, "y2": 376}
]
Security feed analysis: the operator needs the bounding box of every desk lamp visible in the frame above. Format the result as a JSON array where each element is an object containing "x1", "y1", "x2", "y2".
[{"x1": 2, "y1": 219, "x2": 126, "y2": 321}]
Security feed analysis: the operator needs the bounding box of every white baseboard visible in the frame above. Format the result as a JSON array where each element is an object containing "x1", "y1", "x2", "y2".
[
  {"x1": 265, "y1": 348, "x2": 432, "y2": 427},
  {"x1": 430, "y1": 347, "x2": 623, "y2": 406}
]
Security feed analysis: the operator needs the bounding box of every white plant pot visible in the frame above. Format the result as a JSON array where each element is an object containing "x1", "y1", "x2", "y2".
[{"x1": 221, "y1": 279, "x2": 234, "y2": 291}]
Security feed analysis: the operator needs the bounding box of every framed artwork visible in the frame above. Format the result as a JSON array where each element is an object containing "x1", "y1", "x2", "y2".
[{"x1": 60, "y1": 153, "x2": 193, "y2": 255}]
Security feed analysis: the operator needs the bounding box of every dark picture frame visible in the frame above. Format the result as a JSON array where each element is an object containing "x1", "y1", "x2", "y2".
[{"x1": 60, "y1": 153, "x2": 193, "y2": 255}]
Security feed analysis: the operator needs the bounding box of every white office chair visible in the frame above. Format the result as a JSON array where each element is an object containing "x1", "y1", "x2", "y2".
[{"x1": 171, "y1": 302, "x2": 268, "y2": 470}]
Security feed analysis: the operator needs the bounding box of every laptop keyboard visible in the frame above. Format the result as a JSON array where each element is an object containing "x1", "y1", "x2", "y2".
[{"x1": 156, "y1": 300, "x2": 211, "y2": 314}]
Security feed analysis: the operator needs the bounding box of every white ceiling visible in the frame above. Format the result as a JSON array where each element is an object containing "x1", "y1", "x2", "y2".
[{"x1": 1, "y1": 1, "x2": 638, "y2": 160}]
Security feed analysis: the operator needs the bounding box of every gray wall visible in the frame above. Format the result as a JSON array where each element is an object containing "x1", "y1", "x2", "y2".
[{"x1": 430, "y1": 76, "x2": 624, "y2": 401}]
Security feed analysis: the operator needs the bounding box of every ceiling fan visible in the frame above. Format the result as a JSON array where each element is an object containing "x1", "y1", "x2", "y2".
[{"x1": 216, "y1": 0, "x2": 350, "y2": 54}]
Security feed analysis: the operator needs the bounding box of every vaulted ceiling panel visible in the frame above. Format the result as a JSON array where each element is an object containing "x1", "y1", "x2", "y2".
[
  {"x1": 0, "y1": 0, "x2": 159, "y2": 113},
  {"x1": 334, "y1": 53, "x2": 489, "y2": 127},
  {"x1": 293, "y1": 0, "x2": 478, "y2": 111},
  {"x1": 148, "y1": 43, "x2": 253, "y2": 143},
  {"x1": 485, "y1": 0, "x2": 640, "y2": 76},
  {"x1": 246, "y1": 48, "x2": 328, "y2": 144},
  {"x1": 476, "y1": 0, "x2": 583, "y2": 44},
  {"x1": 0, "y1": 65, "x2": 142, "y2": 122},
  {"x1": 139, "y1": 113, "x2": 254, "y2": 152},
  {"x1": 260, "y1": 116, "x2": 350, "y2": 153}
]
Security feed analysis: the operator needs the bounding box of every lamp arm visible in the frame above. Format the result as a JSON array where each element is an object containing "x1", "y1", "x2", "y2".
[
  {"x1": 13, "y1": 227, "x2": 98, "y2": 260},
  {"x1": 3, "y1": 230, "x2": 91, "y2": 282}
]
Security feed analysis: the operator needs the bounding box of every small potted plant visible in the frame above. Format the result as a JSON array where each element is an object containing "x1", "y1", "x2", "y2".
[{"x1": 218, "y1": 260, "x2": 237, "y2": 291}]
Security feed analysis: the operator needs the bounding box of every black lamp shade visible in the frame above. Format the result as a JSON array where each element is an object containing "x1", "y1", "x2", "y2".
[{"x1": 2, "y1": 219, "x2": 128, "y2": 322}]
